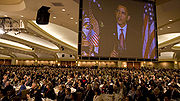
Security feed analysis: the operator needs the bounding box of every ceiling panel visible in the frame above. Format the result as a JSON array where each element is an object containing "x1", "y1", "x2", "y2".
[
  {"x1": 0, "y1": 38, "x2": 31, "y2": 50},
  {"x1": 7, "y1": 31, "x2": 59, "y2": 50},
  {"x1": 33, "y1": 21, "x2": 78, "y2": 49}
]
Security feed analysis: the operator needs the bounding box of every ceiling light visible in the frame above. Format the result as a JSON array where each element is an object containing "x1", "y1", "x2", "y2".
[
  {"x1": 4, "y1": 15, "x2": 7, "y2": 17},
  {"x1": 75, "y1": 22, "x2": 78, "y2": 24},
  {"x1": 169, "y1": 19, "x2": 172, "y2": 22},
  {"x1": 174, "y1": 61, "x2": 177, "y2": 64},
  {"x1": 53, "y1": 16, "x2": 56, "y2": 19},
  {"x1": 21, "y1": 15, "x2": 24, "y2": 17},
  {"x1": 62, "y1": 8, "x2": 66, "y2": 12},
  {"x1": 70, "y1": 17, "x2": 73, "y2": 20},
  {"x1": 167, "y1": 26, "x2": 171, "y2": 29},
  {"x1": 160, "y1": 28, "x2": 163, "y2": 30}
]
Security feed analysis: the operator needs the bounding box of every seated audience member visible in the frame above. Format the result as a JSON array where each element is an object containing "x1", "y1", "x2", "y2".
[
  {"x1": 34, "y1": 85, "x2": 43, "y2": 101},
  {"x1": 2, "y1": 75, "x2": 8, "y2": 87},
  {"x1": 165, "y1": 85, "x2": 180, "y2": 100},
  {"x1": 0, "y1": 89, "x2": 9, "y2": 101},
  {"x1": 64, "y1": 88, "x2": 73, "y2": 101},
  {"x1": 17, "y1": 80, "x2": 26, "y2": 96},
  {"x1": 93, "y1": 89, "x2": 101, "y2": 101},
  {"x1": 57, "y1": 84, "x2": 65, "y2": 101},
  {"x1": 83, "y1": 84, "x2": 94, "y2": 101},
  {"x1": 45, "y1": 83, "x2": 56, "y2": 100},
  {"x1": 27, "y1": 82, "x2": 37, "y2": 98},
  {"x1": 4, "y1": 81, "x2": 13, "y2": 93}
]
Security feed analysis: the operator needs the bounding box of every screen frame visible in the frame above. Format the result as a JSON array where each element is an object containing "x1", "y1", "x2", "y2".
[{"x1": 78, "y1": 0, "x2": 158, "y2": 61}]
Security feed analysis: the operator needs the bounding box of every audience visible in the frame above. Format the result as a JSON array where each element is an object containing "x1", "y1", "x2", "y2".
[{"x1": 0, "y1": 65, "x2": 179, "y2": 101}]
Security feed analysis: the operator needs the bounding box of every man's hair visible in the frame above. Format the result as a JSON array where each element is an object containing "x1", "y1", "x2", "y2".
[{"x1": 116, "y1": 4, "x2": 128, "y2": 15}]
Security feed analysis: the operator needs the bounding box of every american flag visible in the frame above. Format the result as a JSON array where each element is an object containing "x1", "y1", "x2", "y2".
[
  {"x1": 142, "y1": 3, "x2": 156, "y2": 59},
  {"x1": 88, "y1": 1, "x2": 100, "y2": 54}
]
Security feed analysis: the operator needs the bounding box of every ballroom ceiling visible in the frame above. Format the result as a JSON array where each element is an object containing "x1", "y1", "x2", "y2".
[{"x1": 0, "y1": 0, "x2": 179, "y2": 61}]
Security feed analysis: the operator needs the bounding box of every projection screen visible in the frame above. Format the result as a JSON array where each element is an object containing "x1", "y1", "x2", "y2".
[{"x1": 78, "y1": 0, "x2": 158, "y2": 60}]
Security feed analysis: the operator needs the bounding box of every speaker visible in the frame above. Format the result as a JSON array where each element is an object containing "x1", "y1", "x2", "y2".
[
  {"x1": 36, "y1": 6, "x2": 50, "y2": 24},
  {"x1": 70, "y1": 55, "x2": 72, "y2": 57},
  {"x1": 62, "y1": 54, "x2": 65, "y2": 57}
]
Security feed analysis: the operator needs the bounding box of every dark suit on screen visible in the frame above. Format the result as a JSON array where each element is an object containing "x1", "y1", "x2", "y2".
[{"x1": 111, "y1": 23, "x2": 142, "y2": 58}]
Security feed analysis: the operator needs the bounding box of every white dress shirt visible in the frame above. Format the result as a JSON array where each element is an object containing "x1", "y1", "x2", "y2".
[{"x1": 117, "y1": 24, "x2": 127, "y2": 40}]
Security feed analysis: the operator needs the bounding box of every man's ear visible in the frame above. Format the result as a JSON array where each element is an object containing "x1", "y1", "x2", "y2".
[{"x1": 127, "y1": 16, "x2": 131, "y2": 21}]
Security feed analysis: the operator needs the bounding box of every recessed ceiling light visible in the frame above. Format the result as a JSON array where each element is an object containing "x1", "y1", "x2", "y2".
[
  {"x1": 160, "y1": 28, "x2": 163, "y2": 30},
  {"x1": 75, "y1": 22, "x2": 78, "y2": 24},
  {"x1": 169, "y1": 19, "x2": 172, "y2": 22},
  {"x1": 62, "y1": 8, "x2": 66, "y2": 12},
  {"x1": 4, "y1": 15, "x2": 7, "y2": 17},
  {"x1": 53, "y1": 16, "x2": 56, "y2": 19},
  {"x1": 70, "y1": 17, "x2": 73, "y2": 20},
  {"x1": 21, "y1": 15, "x2": 24, "y2": 17},
  {"x1": 167, "y1": 26, "x2": 171, "y2": 29}
]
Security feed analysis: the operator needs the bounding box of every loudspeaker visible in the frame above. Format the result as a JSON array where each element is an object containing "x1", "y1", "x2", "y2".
[
  {"x1": 70, "y1": 55, "x2": 72, "y2": 57},
  {"x1": 62, "y1": 54, "x2": 65, "y2": 57},
  {"x1": 36, "y1": 6, "x2": 50, "y2": 24}
]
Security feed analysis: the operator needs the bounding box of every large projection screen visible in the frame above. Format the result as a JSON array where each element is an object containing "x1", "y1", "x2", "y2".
[{"x1": 78, "y1": 0, "x2": 158, "y2": 60}]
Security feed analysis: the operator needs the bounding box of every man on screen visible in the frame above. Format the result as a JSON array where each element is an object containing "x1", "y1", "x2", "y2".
[{"x1": 110, "y1": 4, "x2": 142, "y2": 58}]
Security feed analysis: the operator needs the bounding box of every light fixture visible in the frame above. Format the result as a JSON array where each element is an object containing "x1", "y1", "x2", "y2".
[
  {"x1": 0, "y1": 17, "x2": 27, "y2": 35},
  {"x1": 174, "y1": 61, "x2": 177, "y2": 64},
  {"x1": 167, "y1": 26, "x2": 171, "y2": 29},
  {"x1": 160, "y1": 28, "x2": 163, "y2": 30},
  {"x1": 70, "y1": 17, "x2": 73, "y2": 20},
  {"x1": 75, "y1": 22, "x2": 78, "y2": 24},
  {"x1": 53, "y1": 16, "x2": 56, "y2": 19},
  {"x1": 169, "y1": 19, "x2": 172, "y2": 22},
  {"x1": 62, "y1": 8, "x2": 66, "y2": 12}
]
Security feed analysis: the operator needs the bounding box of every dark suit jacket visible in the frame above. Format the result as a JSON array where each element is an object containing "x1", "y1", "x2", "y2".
[
  {"x1": 45, "y1": 88, "x2": 56, "y2": 100},
  {"x1": 111, "y1": 24, "x2": 142, "y2": 58},
  {"x1": 99, "y1": 22, "x2": 142, "y2": 58},
  {"x1": 4, "y1": 85, "x2": 13, "y2": 92},
  {"x1": 17, "y1": 84, "x2": 26, "y2": 96},
  {"x1": 83, "y1": 89, "x2": 95, "y2": 101},
  {"x1": 57, "y1": 90, "x2": 65, "y2": 101}
]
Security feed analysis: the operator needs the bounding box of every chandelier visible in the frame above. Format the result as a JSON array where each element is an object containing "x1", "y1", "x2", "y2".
[{"x1": 0, "y1": 17, "x2": 27, "y2": 35}]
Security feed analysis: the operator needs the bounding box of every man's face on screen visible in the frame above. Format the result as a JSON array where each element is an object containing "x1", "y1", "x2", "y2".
[{"x1": 116, "y1": 5, "x2": 130, "y2": 27}]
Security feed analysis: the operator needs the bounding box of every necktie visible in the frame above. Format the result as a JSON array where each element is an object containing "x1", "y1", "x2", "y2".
[{"x1": 119, "y1": 29, "x2": 125, "y2": 50}]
